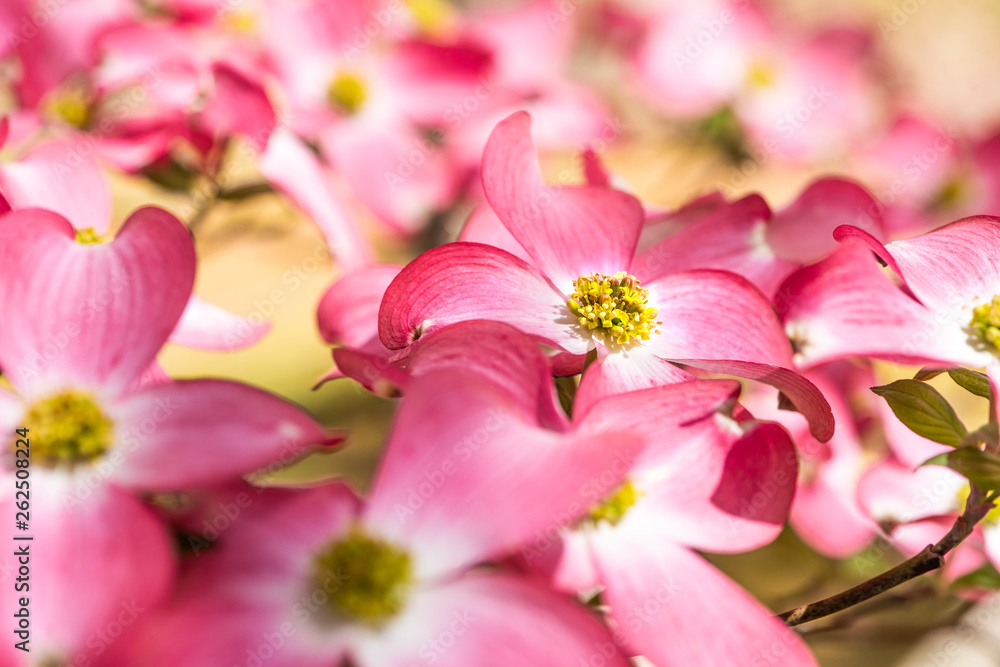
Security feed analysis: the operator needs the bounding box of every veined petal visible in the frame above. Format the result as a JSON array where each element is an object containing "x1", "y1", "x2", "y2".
[
  {"x1": 318, "y1": 264, "x2": 402, "y2": 346},
  {"x1": 881, "y1": 216, "x2": 1000, "y2": 314},
  {"x1": 363, "y1": 369, "x2": 640, "y2": 579},
  {"x1": 633, "y1": 195, "x2": 797, "y2": 298},
  {"x1": 482, "y1": 111, "x2": 644, "y2": 288},
  {"x1": 404, "y1": 321, "x2": 570, "y2": 431},
  {"x1": 19, "y1": 473, "x2": 174, "y2": 661},
  {"x1": 768, "y1": 178, "x2": 883, "y2": 264},
  {"x1": 777, "y1": 240, "x2": 985, "y2": 369},
  {"x1": 169, "y1": 294, "x2": 270, "y2": 351},
  {"x1": 354, "y1": 572, "x2": 629, "y2": 667},
  {"x1": 574, "y1": 344, "x2": 697, "y2": 419},
  {"x1": 378, "y1": 242, "x2": 589, "y2": 355},
  {"x1": 110, "y1": 379, "x2": 341, "y2": 490},
  {"x1": 591, "y1": 528, "x2": 817, "y2": 667},
  {"x1": 0, "y1": 207, "x2": 194, "y2": 396},
  {"x1": 644, "y1": 269, "x2": 794, "y2": 368}
]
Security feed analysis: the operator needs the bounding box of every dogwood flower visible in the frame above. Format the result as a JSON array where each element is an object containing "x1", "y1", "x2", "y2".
[
  {"x1": 379, "y1": 111, "x2": 833, "y2": 441},
  {"x1": 0, "y1": 206, "x2": 338, "y2": 665}
]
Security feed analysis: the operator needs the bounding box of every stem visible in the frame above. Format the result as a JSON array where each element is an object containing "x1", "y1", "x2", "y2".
[{"x1": 777, "y1": 488, "x2": 993, "y2": 627}]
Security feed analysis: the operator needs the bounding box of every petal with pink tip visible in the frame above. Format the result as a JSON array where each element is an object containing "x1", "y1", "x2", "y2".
[
  {"x1": 482, "y1": 112, "x2": 644, "y2": 288},
  {"x1": 363, "y1": 370, "x2": 641, "y2": 579},
  {"x1": 0, "y1": 207, "x2": 194, "y2": 396},
  {"x1": 777, "y1": 240, "x2": 983, "y2": 368},
  {"x1": 644, "y1": 269, "x2": 794, "y2": 368},
  {"x1": 198, "y1": 62, "x2": 275, "y2": 150},
  {"x1": 592, "y1": 528, "x2": 817, "y2": 667},
  {"x1": 768, "y1": 178, "x2": 883, "y2": 263},
  {"x1": 258, "y1": 128, "x2": 373, "y2": 271},
  {"x1": 355, "y1": 572, "x2": 629, "y2": 667},
  {"x1": 457, "y1": 203, "x2": 532, "y2": 264},
  {"x1": 405, "y1": 321, "x2": 569, "y2": 431},
  {"x1": 169, "y1": 294, "x2": 270, "y2": 351},
  {"x1": 633, "y1": 195, "x2": 797, "y2": 297},
  {"x1": 21, "y1": 473, "x2": 174, "y2": 659},
  {"x1": 318, "y1": 264, "x2": 402, "y2": 346},
  {"x1": 0, "y1": 139, "x2": 111, "y2": 232},
  {"x1": 573, "y1": 344, "x2": 697, "y2": 419},
  {"x1": 378, "y1": 242, "x2": 589, "y2": 355},
  {"x1": 882, "y1": 216, "x2": 1000, "y2": 313},
  {"x1": 110, "y1": 379, "x2": 340, "y2": 490},
  {"x1": 857, "y1": 459, "x2": 965, "y2": 526}
]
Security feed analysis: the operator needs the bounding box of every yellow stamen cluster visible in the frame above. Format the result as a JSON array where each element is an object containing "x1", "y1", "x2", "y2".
[
  {"x1": 75, "y1": 228, "x2": 103, "y2": 244},
  {"x1": 312, "y1": 528, "x2": 414, "y2": 625},
  {"x1": 327, "y1": 72, "x2": 368, "y2": 116},
  {"x1": 586, "y1": 480, "x2": 641, "y2": 527},
  {"x1": 405, "y1": 0, "x2": 455, "y2": 36},
  {"x1": 971, "y1": 296, "x2": 1000, "y2": 350},
  {"x1": 568, "y1": 272, "x2": 661, "y2": 345},
  {"x1": 224, "y1": 10, "x2": 257, "y2": 35},
  {"x1": 44, "y1": 88, "x2": 92, "y2": 129},
  {"x1": 19, "y1": 390, "x2": 114, "y2": 468}
]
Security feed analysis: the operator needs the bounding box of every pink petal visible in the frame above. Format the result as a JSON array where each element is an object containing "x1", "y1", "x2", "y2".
[
  {"x1": 768, "y1": 177, "x2": 884, "y2": 263},
  {"x1": 169, "y1": 294, "x2": 270, "y2": 351},
  {"x1": 405, "y1": 321, "x2": 570, "y2": 431},
  {"x1": 257, "y1": 128, "x2": 373, "y2": 271},
  {"x1": 198, "y1": 62, "x2": 275, "y2": 151},
  {"x1": 645, "y1": 269, "x2": 794, "y2": 368},
  {"x1": 633, "y1": 195, "x2": 797, "y2": 298},
  {"x1": 110, "y1": 379, "x2": 341, "y2": 490},
  {"x1": 457, "y1": 203, "x2": 532, "y2": 264},
  {"x1": 354, "y1": 572, "x2": 629, "y2": 667},
  {"x1": 777, "y1": 240, "x2": 982, "y2": 368},
  {"x1": 318, "y1": 264, "x2": 402, "y2": 346},
  {"x1": 574, "y1": 344, "x2": 697, "y2": 419},
  {"x1": 378, "y1": 242, "x2": 589, "y2": 355},
  {"x1": 20, "y1": 472, "x2": 174, "y2": 659},
  {"x1": 592, "y1": 527, "x2": 817, "y2": 667},
  {"x1": 363, "y1": 369, "x2": 641, "y2": 578},
  {"x1": 0, "y1": 207, "x2": 194, "y2": 396},
  {"x1": 880, "y1": 216, "x2": 1000, "y2": 313},
  {"x1": 0, "y1": 139, "x2": 112, "y2": 232},
  {"x1": 320, "y1": 120, "x2": 456, "y2": 235},
  {"x1": 481, "y1": 111, "x2": 644, "y2": 289},
  {"x1": 857, "y1": 459, "x2": 965, "y2": 525}
]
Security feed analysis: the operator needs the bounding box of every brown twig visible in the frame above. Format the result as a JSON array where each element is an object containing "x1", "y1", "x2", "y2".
[{"x1": 777, "y1": 486, "x2": 993, "y2": 627}]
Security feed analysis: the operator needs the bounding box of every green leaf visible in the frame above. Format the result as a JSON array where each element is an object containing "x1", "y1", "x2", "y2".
[
  {"x1": 872, "y1": 379, "x2": 967, "y2": 446},
  {"x1": 913, "y1": 366, "x2": 946, "y2": 381},
  {"x1": 962, "y1": 422, "x2": 1000, "y2": 449},
  {"x1": 952, "y1": 563, "x2": 1000, "y2": 590},
  {"x1": 947, "y1": 368, "x2": 993, "y2": 399},
  {"x1": 943, "y1": 447, "x2": 1000, "y2": 490}
]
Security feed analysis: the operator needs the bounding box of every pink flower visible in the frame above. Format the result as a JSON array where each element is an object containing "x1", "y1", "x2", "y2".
[
  {"x1": 778, "y1": 217, "x2": 1000, "y2": 375},
  {"x1": 526, "y1": 356, "x2": 817, "y2": 665},
  {"x1": 104, "y1": 321, "x2": 746, "y2": 667},
  {"x1": 0, "y1": 206, "x2": 338, "y2": 665},
  {"x1": 380, "y1": 111, "x2": 833, "y2": 441}
]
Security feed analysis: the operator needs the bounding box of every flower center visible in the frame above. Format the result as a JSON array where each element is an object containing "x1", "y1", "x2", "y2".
[
  {"x1": 17, "y1": 390, "x2": 114, "y2": 468},
  {"x1": 568, "y1": 272, "x2": 661, "y2": 345},
  {"x1": 970, "y1": 296, "x2": 1000, "y2": 349},
  {"x1": 585, "y1": 480, "x2": 641, "y2": 526},
  {"x1": 405, "y1": 0, "x2": 455, "y2": 36},
  {"x1": 75, "y1": 227, "x2": 103, "y2": 244},
  {"x1": 327, "y1": 72, "x2": 367, "y2": 116},
  {"x1": 311, "y1": 528, "x2": 414, "y2": 625},
  {"x1": 44, "y1": 87, "x2": 92, "y2": 129}
]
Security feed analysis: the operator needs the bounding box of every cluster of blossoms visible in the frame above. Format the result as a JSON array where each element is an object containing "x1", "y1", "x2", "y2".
[{"x1": 3, "y1": 0, "x2": 1000, "y2": 665}]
